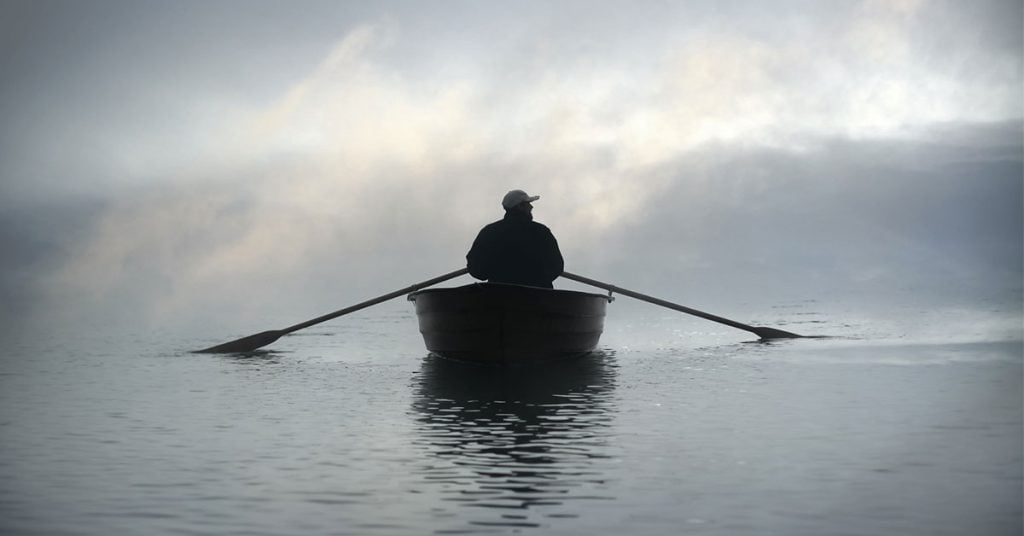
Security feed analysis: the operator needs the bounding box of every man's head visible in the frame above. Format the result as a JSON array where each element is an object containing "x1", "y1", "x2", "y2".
[{"x1": 502, "y1": 189, "x2": 539, "y2": 214}]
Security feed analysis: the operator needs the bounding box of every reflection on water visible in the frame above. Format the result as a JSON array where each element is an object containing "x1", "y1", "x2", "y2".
[
  {"x1": 217, "y1": 349, "x2": 284, "y2": 363},
  {"x1": 409, "y1": 351, "x2": 619, "y2": 531}
]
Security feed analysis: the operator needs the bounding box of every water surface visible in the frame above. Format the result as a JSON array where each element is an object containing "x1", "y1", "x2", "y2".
[{"x1": 1, "y1": 301, "x2": 1020, "y2": 535}]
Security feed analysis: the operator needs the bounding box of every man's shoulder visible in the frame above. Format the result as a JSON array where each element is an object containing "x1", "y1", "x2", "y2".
[
  {"x1": 528, "y1": 220, "x2": 553, "y2": 233},
  {"x1": 509, "y1": 219, "x2": 552, "y2": 233},
  {"x1": 480, "y1": 219, "x2": 506, "y2": 231},
  {"x1": 480, "y1": 217, "x2": 552, "y2": 234}
]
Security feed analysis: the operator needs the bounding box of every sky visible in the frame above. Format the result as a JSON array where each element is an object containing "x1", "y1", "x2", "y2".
[{"x1": 0, "y1": 0, "x2": 1021, "y2": 339}]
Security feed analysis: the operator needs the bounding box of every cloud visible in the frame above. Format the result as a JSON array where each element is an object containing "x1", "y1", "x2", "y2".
[
  {"x1": 1, "y1": 7, "x2": 1019, "y2": 335},
  {"x1": 598, "y1": 122, "x2": 1023, "y2": 303}
]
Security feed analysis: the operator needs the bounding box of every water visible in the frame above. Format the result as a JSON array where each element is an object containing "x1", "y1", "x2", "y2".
[{"x1": 0, "y1": 299, "x2": 1020, "y2": 535}]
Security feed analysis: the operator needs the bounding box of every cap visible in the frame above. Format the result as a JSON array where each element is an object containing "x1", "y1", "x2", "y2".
[{"x1": 501, "y1": 189, "x2": 540, "y2": 209}]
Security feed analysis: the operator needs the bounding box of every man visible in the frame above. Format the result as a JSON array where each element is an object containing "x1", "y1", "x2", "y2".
[{"x1": 466, "y1": 189, "x2": 564, "y2": 288}]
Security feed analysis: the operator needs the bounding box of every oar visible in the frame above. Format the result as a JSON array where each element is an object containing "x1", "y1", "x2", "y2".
[
  {"x1": 196, "y1": 268, "x2": 470, "y2": 353},
  {"x1": 560, "y1": 271, "x2": 802, "y2": 340}
]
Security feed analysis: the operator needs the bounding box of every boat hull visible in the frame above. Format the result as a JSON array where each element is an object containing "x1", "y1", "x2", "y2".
[{"x1": 408, "y1": 283, "x2": 610, "y2": 365}]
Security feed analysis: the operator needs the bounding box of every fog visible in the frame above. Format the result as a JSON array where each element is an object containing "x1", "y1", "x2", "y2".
[{"x1": 0, "y1": 0, "x2": 1020, "y2": 339}]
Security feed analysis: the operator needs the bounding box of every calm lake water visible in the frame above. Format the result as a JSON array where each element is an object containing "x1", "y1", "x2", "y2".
[{"x1": 1, "y1": 296, "x2": 1021, "y2": 535}]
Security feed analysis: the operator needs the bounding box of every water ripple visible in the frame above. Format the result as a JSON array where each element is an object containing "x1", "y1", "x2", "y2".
[{"x1": 408, "y1": 352, "x2": 619, "y2": 530}]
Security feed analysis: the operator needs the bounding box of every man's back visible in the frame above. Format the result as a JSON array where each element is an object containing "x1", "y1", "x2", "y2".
[{"x1": 467, "y1": 210, "x2": 564, "y2": 288}]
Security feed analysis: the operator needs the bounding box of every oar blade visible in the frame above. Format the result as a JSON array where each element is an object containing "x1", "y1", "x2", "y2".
[
  {"x1": 751, "y1": 326, "x2": 802, "y2": 340},
  {"x1": 195, "y1": 330, "x2": 284, "y2": 353}
]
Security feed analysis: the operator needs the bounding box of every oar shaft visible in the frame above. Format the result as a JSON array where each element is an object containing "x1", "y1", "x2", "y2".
[
  {"x1": 560, "y1": 271, "x2": 758, "y2": 333},
  {"x1": 281, "y1": 268, "x2": 469, "y2": 334}
]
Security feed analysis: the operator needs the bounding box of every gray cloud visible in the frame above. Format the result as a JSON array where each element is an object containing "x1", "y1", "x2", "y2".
[
  {"x1": 4, "y1": 120, "x2": 1017, "y2": 340},
  {"x1": 599, "y1": 121, "x2": 1023, "y2": 302},
  {"x1": 0, "y1": 1, "x2": 1020, "y2": 338}
]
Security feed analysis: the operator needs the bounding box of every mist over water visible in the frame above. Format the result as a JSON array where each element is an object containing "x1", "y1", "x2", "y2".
[
  {"x1": 6, "y1": 134, "x2": 1022, "y2": 346},
  {"x1": 1, "y1": 2, "x2": 1021, "y2": 338}
]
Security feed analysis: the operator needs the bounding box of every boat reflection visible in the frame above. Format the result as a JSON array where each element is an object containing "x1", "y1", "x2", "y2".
[{"x1": 409, "y1": 351, "x2": 618, "y2": 530}]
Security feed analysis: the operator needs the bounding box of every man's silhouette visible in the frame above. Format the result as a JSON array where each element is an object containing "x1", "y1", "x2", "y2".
[{"x1": 466, "y1": 189, "x2": 564, "y2": 288}]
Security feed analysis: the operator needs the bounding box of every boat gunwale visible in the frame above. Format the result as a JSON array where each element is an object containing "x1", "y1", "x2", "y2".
[{"x1": 407, "y1": 282, "x2": 613, "y2": 302}]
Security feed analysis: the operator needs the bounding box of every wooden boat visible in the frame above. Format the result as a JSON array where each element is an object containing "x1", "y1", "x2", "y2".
[
  {"x1": 197, "y1": 268, "x2": 799, "y2": 356},
  {"x1": 407, "y1": 283, "x2": 612, "y2": 365}
]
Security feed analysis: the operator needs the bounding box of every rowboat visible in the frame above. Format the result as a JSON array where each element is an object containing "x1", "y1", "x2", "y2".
[
  {"x1": 197, "y1": 269, "x2": 800, "y2": 355},
  {"x1": 407, "y1": 283, "x2": 612, "y2": 365}
]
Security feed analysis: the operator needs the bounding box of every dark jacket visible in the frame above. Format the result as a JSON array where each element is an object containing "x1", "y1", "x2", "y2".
[{"x1": 466, "y1": 211, "x2": 564, "y2": 288}]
